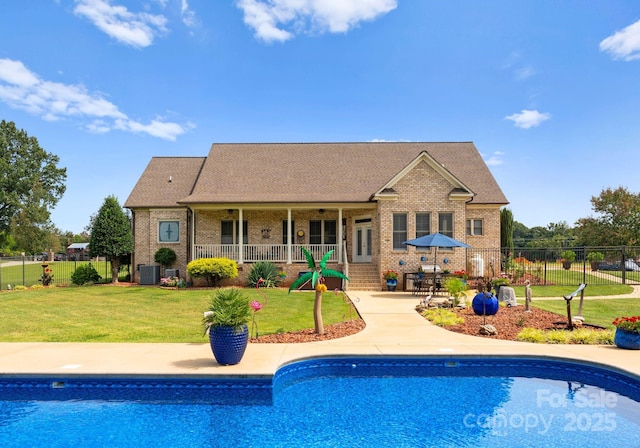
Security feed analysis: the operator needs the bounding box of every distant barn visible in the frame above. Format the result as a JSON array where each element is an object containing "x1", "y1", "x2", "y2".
[{"x1": 67, "y1": 243, "x2": 90, "y2": 261}]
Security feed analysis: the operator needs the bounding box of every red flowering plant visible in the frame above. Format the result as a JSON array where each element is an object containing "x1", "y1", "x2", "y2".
[
  {"x1": 612, "y1": 316, "x2": 640, "y2": 334},
  {"x1": 250, "y1": 300, "x2": 262, "y2": 338},
  {"x1": 453, "y1": 269, "x2": 468, "y2": 280},
  {"x1": 382, "y1": 270, "x2": 399, "y2": 281}
]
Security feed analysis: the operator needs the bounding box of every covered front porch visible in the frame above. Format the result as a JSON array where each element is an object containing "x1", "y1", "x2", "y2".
[{"x1": 189, "y1": 204, "x2": 377, "y2": 266}]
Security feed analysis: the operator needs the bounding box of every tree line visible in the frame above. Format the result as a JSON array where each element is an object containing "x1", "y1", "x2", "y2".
[{"x1": 3, "y1": 120, "x2": 639, "y2": 260}]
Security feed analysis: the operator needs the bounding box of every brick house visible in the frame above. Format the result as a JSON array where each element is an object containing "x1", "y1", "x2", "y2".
[{"x1": 124, "y1": 142, "x2": 508, "y2": 290}]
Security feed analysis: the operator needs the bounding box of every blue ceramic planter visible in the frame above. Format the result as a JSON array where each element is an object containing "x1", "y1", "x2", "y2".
[
  {"x1": 614, "y1": 328, "x2": 640, "y2": 350},
  {"x1": 472, "y1": 292, "x2": 499, "y2": 316},
  {"x1": 386, "y1": 279, "x2": 397, "y2": 292},
  {"x1": 209, "y1": 324, "x2": 249, "y2": 365}
]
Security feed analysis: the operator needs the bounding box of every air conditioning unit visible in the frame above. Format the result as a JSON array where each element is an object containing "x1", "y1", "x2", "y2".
[
  {"x1": 139, "y1": 265, "x2": 160, "y2": 285},
  {"x1": 165, "y1": 269, "x2": 179, "y2": 278}
]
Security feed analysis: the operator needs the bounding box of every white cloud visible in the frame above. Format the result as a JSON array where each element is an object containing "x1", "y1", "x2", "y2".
[
  {"x1": 0, "y1": 58, "x2": 189, "y2": 141},
  {"x1": 600, "y1": 19, "x2": 640, "y2": 61},
  {"x1": 505, "y1": 109, "x2": 551, "y2": 129},
  {"x1": 180, "y1": 0, "x2": 199, "y2": 28},
  {"x1": 514, "y1": 66, "x2": 535, "y2": 81},
  {"x1": 483, "y1": 151, "x2": 504, "y2": 166},
  {"x1": 73, "y1": 0, "x2": 169, "y2": 48},
  {"x1": 236, "y1": 0, "x2": 397, "y2": 43}
]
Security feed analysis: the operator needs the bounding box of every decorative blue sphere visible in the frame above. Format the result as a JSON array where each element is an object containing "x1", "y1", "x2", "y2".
[{"x1": 472, "y1": 292, "x2": 499, "y2": 316}]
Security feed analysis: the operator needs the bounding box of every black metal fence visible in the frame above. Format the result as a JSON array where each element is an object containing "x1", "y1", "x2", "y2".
[
  {"x1": 467, "y1": 246, "x2": 640, "y2": 287},
  {"x1": 0, "y1": 257, "x2": 131, "y2": 290}
]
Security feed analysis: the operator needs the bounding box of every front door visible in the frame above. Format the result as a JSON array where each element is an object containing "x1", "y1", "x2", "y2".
[{"x1": 353, "y1": 219, "x2": 372, "y2": 263}]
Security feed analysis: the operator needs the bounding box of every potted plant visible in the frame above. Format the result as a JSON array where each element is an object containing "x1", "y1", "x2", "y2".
[
  {"x1": 612, "y1": 316, "x2": 640, "y2": 350},
  {"x1": 560, "y1": 250, "x2": 576, "y2": 270},
  {"x1": 490, "y1": 277, "x2": 510, "y2": 297},
  {"x1": 202, "y1": 288, "x2": 253, "y2": 365},
  {"x1": 444, "y1": 276, "x2": 467, "y2": 307},
  {"x1": 382, "y1": 270, "x2": 399, "y2": 291},
  {"x1": 586, "y1": 251, "x2": 604, "y2": 271}
]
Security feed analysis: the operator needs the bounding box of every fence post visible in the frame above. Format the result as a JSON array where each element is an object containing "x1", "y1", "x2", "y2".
[{"x1": 622, "y1": 246, "x2": 627, "y2": 284}]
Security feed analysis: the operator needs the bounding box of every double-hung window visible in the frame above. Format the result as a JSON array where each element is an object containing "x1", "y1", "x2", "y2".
[
  {"x1": 221, "y1": 220, "x2": 248, "y2": 244},
  {"x1": 415, "y1": 213, "x2": 431, "y2": 238},
  {"x1": 282, "y1": 220, "x2": 295, "y2": 244},
  {"x1": 438, "y1": 213, "x2": 453, "y2": 238},
  {"x1": 393, "y1": 213, "x2": 407, "y2": 250},
  {"x1": 309, "y1": 220, "x2": 337, "y2": 245},
  {"x1": 466, "y1": 219, "x2": 483, "y2": 236}
]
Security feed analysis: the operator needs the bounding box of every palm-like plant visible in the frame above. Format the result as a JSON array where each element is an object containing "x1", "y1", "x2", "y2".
[{"x1": 288, "y1": 248, "x2": 349, "y2": 334}]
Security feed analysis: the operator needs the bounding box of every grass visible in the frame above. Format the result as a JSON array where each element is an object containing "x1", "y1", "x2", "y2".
[
  {"x1": 511, "y1": 283, "x2": 632, "y2": 298},
  {"x1": 530, "y1": 298, "x2": 639, "y2": 329},
  {"x1": 0, "y1": 260, "x2": 123, "y2": 288},
  {"x1": 0, "y1": 286, "x2": 357, "y2": 342}
]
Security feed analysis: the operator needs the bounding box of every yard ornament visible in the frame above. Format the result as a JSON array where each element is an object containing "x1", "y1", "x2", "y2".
[{"x1": 288, "y1": 248, "x2": 349, "y2": 334}]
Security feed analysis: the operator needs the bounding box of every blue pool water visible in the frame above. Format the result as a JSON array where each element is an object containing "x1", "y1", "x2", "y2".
[{"x1": 1, "y1": 357, "x2": 639, "y2": 447}]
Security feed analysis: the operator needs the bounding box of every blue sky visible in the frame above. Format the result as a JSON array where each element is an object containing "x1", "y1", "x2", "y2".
[{"x1": 1, "y1": 1, "x2": 640, "y2": 234}]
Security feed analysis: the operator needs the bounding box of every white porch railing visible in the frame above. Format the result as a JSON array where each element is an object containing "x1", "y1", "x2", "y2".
[{"x1": 193, "y1": 244, "x2": 339, "y2": 263}]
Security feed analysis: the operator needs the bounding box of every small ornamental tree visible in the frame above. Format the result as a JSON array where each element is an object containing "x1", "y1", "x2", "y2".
[
  {"x1": 89, "y1": 196, "x2": 134, "y2": 284},
  {"x1": 187, "y1": 257, "x2": 238, "y2": 286},
  {"x1": 154, "y1": 247, "x2": 177, "y2": 274}
]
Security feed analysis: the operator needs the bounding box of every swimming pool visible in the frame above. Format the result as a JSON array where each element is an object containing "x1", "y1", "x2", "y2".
[{"x1": 1, "y1": 357, "x2": 639, "y2": 447}]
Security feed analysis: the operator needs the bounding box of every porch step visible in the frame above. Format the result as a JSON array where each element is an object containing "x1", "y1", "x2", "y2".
[{"x1": 346, "y1": 263, "x2": 382, "y2": 291}]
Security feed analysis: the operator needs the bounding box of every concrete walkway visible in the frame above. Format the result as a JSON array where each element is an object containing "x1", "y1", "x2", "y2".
[{"x1": 0, "y1": 290, "x2": 638, "y2": 379}]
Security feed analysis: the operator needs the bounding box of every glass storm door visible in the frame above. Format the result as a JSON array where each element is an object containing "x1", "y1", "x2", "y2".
[{"x1": 353, "y1": 220, "x2": 372, "y2": 263}]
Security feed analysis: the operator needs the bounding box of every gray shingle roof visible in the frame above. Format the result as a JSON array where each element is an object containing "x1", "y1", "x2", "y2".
[
  {"x1": 126, "y1": 142, "x2": 508, "y2": 208},
  {"x1": 124, "y1": 156, "x2": 206, "y2": 208}
]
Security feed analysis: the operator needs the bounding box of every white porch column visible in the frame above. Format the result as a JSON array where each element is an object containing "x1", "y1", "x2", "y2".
[
  {"x1": 287, "y1": 208, "x2": 292, "y2": 264},
  {"x1": 238, "y1": 208, "x2": 244, "y2": 264},
  {"x1": 338, "y1": 208, "x2": 343, "y2": 264}
]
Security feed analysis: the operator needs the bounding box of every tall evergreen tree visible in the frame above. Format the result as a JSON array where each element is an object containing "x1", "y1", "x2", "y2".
[
  {"x1": 89, "y1": 196, "x2": 133, "y2": 283},
  {"x1": 500, "y1": 208, "x2": 514, "y2": 250}
]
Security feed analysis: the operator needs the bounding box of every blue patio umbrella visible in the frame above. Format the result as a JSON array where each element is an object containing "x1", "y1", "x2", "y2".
[{"x1": 403, "y1": 232, "x2": 471, "y2": 275}]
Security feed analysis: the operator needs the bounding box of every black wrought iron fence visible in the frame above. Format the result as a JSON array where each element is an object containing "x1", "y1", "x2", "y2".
[
  {"x1": 0, "y1": 257, "x2": 131, "y2": 290},
  {"x1": 466, "y1": 246, "x2": 640, "y2": 287}
]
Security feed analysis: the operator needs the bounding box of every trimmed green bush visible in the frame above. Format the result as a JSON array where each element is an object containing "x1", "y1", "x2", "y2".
[
  {"x1": 154, "y1": 248, "x2": 177, "y2": 267},
  {"x1": 187, "y1": 257, "x2": 238, "y2": 286},
  {"x1": 71, "y1": 263, "x2": 102, "y2": 285},
  {"x1": 247, "y1": 261, "x2": 281, "y2": 287}
]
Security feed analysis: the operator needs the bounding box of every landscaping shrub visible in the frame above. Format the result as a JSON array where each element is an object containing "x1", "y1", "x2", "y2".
[
  {"x1": 546, "y1": 329, "x2": 571, "y2": 344},
  {"x1": 71, "y1": 263, "x2": 102, "y2": 285},
  {"x1": 154, "y1": 248, "x2": 177, "y2": 267},
  {"x1": 421, "y1": 308, "x2": 464, "y2": 327},
  {"x1": 187, "y1": 257, "x2": 238, "y2": 286},
  {"x1": 516, "y1": 328, "x2": 545, "y2": 343},
  {"x1": 247, "y1": 261, "x2": 281, "y2": 287}
]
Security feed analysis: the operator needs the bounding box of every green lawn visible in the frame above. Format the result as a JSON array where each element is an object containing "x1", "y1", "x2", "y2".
[
  {"x1": 0, "y1": 260, "x2": 124, "y2": 288},
  {"x1": 511, "y1": 283, "x2": 633, "y2": 298},
  {"x1": 530, "y1": 298, "x2": 639, "y2": 330},
  {"x1": 0, "y1": 286, "x2": 357, "y2": 342}
]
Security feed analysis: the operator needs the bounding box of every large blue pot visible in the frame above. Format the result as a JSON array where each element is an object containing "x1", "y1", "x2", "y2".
[
  {"x1": 209, "y1": 324, "x2": 249, "y2": 365},
  {"x1": 472, "y1": 292, "x2": 499, "y2": 316},
  {"x1": 614, "y1": 328, "x2": 640, "y2": 350}
]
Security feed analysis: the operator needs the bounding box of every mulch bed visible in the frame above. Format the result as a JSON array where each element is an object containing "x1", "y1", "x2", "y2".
[
  {"x1": 446, "y1": 305, "x2": 609, "y2": 341},
  {"x1": 248, "y1": 306, "x2": 604, "y2": 344},
  {"x1": 250, "y1": 319, "x2": 366, "y2": 343}
]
